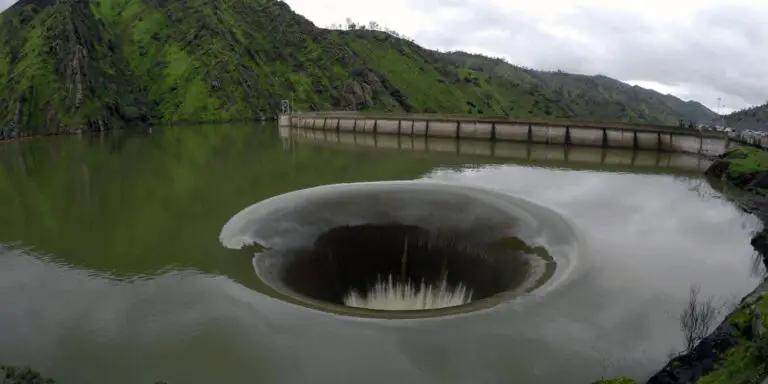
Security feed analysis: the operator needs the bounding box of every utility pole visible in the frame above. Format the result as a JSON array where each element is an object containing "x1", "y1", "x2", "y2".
[
  {"x1": 280, "y1": 99, "x2": 291, "y2": 115},
  {"x1": 717, "y1": 98, "x2": 722, "y2": 127},
  {"x1": 722, "y1": 104, "x2": 727, "y2": 129}
]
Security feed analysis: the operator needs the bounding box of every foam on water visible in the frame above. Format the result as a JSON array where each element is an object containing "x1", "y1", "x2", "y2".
[{"x1": 343, "y1": 274, "x2": 473, "y2": 310}]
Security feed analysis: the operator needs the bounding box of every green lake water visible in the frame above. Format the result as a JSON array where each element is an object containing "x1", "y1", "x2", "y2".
[{"x1": 0, "y1": 124, "x2": 764, "y2": 384}]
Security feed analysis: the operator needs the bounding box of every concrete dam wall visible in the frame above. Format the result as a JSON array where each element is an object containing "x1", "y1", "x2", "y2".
[
  {"x1": 280, "y1": 127, "x2": 713, "y2": 174},
  {"x1": 280, "y1": 112, "x2": 735, "y2": 157}
]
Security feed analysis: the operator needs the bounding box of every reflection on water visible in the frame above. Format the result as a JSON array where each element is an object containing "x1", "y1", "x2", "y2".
[
  {"x1": 0, "y1": 125, "x2": 484, "y2": 279},
  {"x1": 280, "y1": 127, "x2": 712, "y2": 174},
  {"x1": 0, "y1": 124, "x2": 764, "y2": 384},
  {"x1": 693, "y1": 174, "x2": 768, "y2": 277}
]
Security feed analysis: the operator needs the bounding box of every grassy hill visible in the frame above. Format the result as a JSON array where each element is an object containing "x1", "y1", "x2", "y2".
[
  {"x1": 0, "y1": 0, "x2": 717, "y2": 137},
  {"x1": 722, "y1": 103, "x2": 768, "y2": 131},
  {"x1": 434, "y1": 51, "x2": 717, "y2": 124}
]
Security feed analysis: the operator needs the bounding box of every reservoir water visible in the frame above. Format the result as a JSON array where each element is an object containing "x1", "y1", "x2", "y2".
[{"x1": 0, "y1": 124, "x2": 764, "y2": 384}]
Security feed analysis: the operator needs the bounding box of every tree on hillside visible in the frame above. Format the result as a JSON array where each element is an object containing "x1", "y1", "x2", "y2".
[
  {"x1": 325, "y1": 18, "x2": 415, "y2": 42},
  {"x1": 679, "y1": 284, "x2": 720, "y2": 354}
]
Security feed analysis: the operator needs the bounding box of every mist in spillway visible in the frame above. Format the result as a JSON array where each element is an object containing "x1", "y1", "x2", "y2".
[{"x1": 343, "y1": 274, "x2": 473, "y2": 311}]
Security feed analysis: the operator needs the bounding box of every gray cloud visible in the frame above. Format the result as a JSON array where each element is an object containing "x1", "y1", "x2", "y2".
[
  {"x1": 0, "y1": 0, "x2": 13, "y2": 11},
  {"x1": 413, "y1": 2, "x2": 768, "y2": 111}
]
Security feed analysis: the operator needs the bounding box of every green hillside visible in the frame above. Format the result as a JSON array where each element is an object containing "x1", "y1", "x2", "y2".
[
  {"x1": 436, "y1": 51, "x2": 717, "y2": 123},
  {"x1": 722, "y1": 103, "x2": 768, "y2": 131},
  {"x1": 0, "y1": 0, "x2": 717, "y2": 138}
]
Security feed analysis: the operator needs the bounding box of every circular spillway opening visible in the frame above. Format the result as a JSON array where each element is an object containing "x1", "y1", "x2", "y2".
[
  {"x1": 220, "y1": 181, "x2": 579, "y2": 319},
  {"x1": 281, "y1": 223, "x2": 541, "y2": 311}
]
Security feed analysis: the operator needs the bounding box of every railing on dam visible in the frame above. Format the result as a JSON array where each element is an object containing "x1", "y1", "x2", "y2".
[
  {"x1": 280, "y1": 126, "x2": 713, "y2": 175},
  {"x1": 279, "y1": 112, "x2": 736, "y2": 157},
  {"x1": 731, "y1": 133, "x2": 768, "y2": 150}
]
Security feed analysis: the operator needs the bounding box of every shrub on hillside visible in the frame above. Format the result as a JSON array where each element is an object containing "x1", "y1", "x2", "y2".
[{"x1": 1, "y1": 365, "x2": 55, "y2": 384}]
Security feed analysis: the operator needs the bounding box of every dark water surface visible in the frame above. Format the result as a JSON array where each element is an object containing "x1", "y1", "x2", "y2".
[{"x1": 0, "y1": 124, "x2": 763, "y2": 384}]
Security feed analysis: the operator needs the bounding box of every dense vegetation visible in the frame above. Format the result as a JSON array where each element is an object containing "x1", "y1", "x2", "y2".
[
  {"x1": 0, "y1": 0, "x2": 717, "y2": 138},
  {"x1": 722, "y1": 103, "x2": 768, "y2": 131},
  {"x1": 1, "y1": 365, "x2": 55, "y2": 383},
  {"x1": 1, "y1": 365, "x2": 169, "y2": 384}
]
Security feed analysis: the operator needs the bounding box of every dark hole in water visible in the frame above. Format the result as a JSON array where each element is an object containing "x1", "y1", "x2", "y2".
[{"x1": 280, "y1": 223, "x2": 532, "y2": 308}]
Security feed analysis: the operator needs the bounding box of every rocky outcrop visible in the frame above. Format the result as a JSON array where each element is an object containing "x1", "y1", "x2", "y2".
[
  {"x1": 342, "y1": 80, "x2": 375, "y2": 109},
  {"x1": 705, "y1": 147, "x2": 768, "y2": 192}
]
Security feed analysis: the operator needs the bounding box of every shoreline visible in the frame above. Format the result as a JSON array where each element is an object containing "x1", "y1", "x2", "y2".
[
  {"x1": 597, "y1": 147, "x2": 768, "y2": 384},
  {"x1": 0, "y1": 117, "x2": 279, "y2": 143},
  {"x1": 645, "y1": 276, "x2": 767, "y2": 384}
]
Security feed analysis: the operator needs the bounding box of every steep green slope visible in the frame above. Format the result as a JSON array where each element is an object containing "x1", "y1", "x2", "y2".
[
  {"x1": 0, "y1": 0, "x2": 717, "y2": 138},
  {"x1": 0, "y1": 0, "x2": 147, "y2": 137},
  {"x1": 337, "y1": 30, "x2": 571, "y2": 117},
  {"x1": 89, "y1": 0, "x2": 365, "y2": 122},
  {"x1": 723, "y1": 103, "x2": 768, "y2": 131}
]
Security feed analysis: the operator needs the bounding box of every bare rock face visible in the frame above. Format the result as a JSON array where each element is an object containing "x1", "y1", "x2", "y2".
[
  {"x1": 342, "y1": 81, "x2": 375, "y2": 110},
  {"x1": 339, "y1": 68, "x2": 393, "y2": 110},
  {"x1": 362, "y1": 70, "x2": 384, "y2": 93},
  {"x1": 45, "y1": 106, "x2": 59, "y2": 133}
]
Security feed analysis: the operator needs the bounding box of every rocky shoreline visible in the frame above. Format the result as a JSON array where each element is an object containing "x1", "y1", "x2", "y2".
[
  {"x1": 646, "y1": 277, "x2": 767, "y2": 384},
  {"x1": 596, "y1": 279, "x2": 767, "y2": 384}
]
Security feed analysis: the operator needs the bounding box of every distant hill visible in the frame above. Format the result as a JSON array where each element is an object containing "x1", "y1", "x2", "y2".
[
  {"x1": 722, "y1": 103, "x2": 768, "y2": 131},
  {"x1": 0, "y1": 0, "x2": 717, "y2": 137},
  {"x1": 435, "y1": 51, "x2": 717, "y2": 124}
]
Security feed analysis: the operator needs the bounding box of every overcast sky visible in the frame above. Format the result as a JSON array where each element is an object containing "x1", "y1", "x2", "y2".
[
  {"x1": 285, "y1": 0, "x2": 766, "y2": 114},
  {"x1": 1, "y1": 0, "x2": 764, "y2": 114}
]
